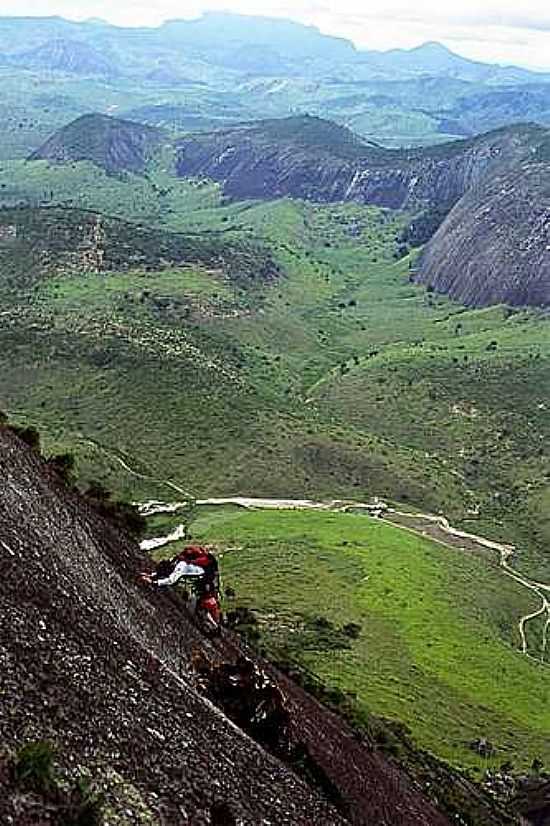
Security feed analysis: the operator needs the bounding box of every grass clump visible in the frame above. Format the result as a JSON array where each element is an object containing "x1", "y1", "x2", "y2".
[
  {"x1": 11, "y1": 741, "x2": 104, "y2": 825},
  {"x1": 15, "y1": 740, "x2": 57, "y2": 793}
]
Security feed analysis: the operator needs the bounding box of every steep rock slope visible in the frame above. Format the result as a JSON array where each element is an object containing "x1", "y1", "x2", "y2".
[
  {"x1": 0, "y1": 426, "x2": 344, "y2": 825},
  {"x1": 0, "y1": 426, "x2": 467, "y2": 825},
  {"x1": 174, "y1": 115, "x2": 550, "y2": 308},
  {"x1": 417, "y1": 157, "x2": 550, "y2": 306},
  {"x1": 29, "y1": 113, "x2": 164, "y2": 174},
  {"x1": 175, "y1": 115, "x2": 538, "y2": 209}
]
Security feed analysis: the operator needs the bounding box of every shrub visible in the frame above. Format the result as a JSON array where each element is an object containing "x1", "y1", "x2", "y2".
[
  {"x1": 83, "y1": 485, "x2": 146, "y2": 538},
  {"x1": 15, "y1": 740, "x2": 56, "y2": 793},
  {"x1": 63, "y1": 777, "x2": 104, "y2": 826},
  {"x1": 105, "y1": 501, "x2": 147, "y2": 538},
  {"x1": 225, "y1": 605, "x2": 261, "y2": 644},
  {"x1": 13, "y1": 742, "x2": 104, "y2": 825},
  {"x1": 48, "y1": 452, "x2": 76, "y2": 484},
  {"x1": 10, "y1": 424, "x2": 40, "y2": 449},
  {"x1": 83, "y1": 481, "x2": 111, "y2": 501},
  {"x1": 342, "y1": 622, "x2": 362, "y2": 639}
]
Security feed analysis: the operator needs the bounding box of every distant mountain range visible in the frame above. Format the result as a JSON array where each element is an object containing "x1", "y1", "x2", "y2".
[
  {"x1": 1, "y1": 12, "x2": 550, "y2": 156},
  {"x1": 0, "y1": 14, "x2": 547, "y2": 83}
]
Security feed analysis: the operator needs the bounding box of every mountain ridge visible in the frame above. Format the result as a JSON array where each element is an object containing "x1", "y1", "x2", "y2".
[
  {"x1": 10, "y1": 37, "x2": 118, "y2": 76},
  {"x1": 0, "y1": 12, "x2": 548, "y2": 82},
  {"x1": 1, "y1": 12, "x2": 550, "y2": 156},
  {"x1": 23, "y1": 112, "x2": 550, "y2": 308}
]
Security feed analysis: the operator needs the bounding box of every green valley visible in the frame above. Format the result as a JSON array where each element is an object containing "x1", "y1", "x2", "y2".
[
  {"x1": 0, "y1": 105, "x2": 548, "y2": 802},
  {"x1": 1, "y1": 188, "x2": 549, "y2": 583},
  {"x1": 2, "y1": 11, "x2": 550, "y2": 826},
  {"x1": 181, "y1": 505, "x2": 550, "y2": 773}
]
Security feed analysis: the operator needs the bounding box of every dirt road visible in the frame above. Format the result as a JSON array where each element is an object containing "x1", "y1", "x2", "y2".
[{"x1": 139, "y1": 496, "x2": 550, "y2": 663}]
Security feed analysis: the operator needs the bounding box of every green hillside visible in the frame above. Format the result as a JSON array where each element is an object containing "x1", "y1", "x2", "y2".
[
  {"x1": 1, "y1": 190, "x2": 549, "y2": 581},
  {"x1": 145, "y1": 504, "x2": 550, "y2": 773},
  {"x1": 2, "y1": 14, "x2": 550, "y2": 821},
  {"x1": 0, "y1": 120, "x2": 549, "y2": 807}
]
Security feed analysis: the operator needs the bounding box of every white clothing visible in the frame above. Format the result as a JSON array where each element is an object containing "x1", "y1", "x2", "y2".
[{"x1": 154, "y1": 561, "x2": 204, "y2": 587}]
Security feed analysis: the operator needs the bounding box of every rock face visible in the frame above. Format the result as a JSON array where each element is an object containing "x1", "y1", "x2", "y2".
[
  {"x1": 416, "y1": 161, "x2": 550, "y2": 307},
  {"x1": 175, "y1": 116, "x2": 537, "y2": 210},
  {"x1": 175, "y1": 115, "x2": 550, "y2": 309},
  {"x1": 29, "y1": 113, "x2": 550, "y2": 307},
  {"x1": 0, "y1": 426, "x2": 343, "y2": 824},
  {"x1": 29, "y1": 113, "x2": 164, "y2": 174},
  {"x1": 0, "y1": 424, "x2": 473, "y2": 825}
]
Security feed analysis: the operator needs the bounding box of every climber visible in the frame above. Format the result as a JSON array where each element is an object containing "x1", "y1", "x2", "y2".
[
  {"x1": 141, "y1": 545, "x2": 218, "y2": 590},
  {"x1": 204, "y1": 656, "x2": 291, "y2": 752},
  {"x1": 140, "y1": 545, "x2": 221, "y2": 630}
]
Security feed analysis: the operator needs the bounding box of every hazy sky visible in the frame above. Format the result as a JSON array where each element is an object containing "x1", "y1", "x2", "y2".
[{"x1": 2, "y1": 0, "x2": 550, "y2": 70}]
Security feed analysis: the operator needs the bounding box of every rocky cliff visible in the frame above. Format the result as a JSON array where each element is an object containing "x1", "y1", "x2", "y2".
[
  {"x1": 416, "y1": 158, "x2": 550, "y2": 307},
  {"x1": 175, "y1": 116, "x2": 539, "y2": 210},
  {"x1": 29, "y1": 113, "x2": 164, "y2": 174},
  {"x1": 175, "y1": 116, "x2": 550, "y2": 308},
  {"x1": 28, "y1": 113, "x2": 550, "y2": 308},
  {"x1": 3, "y1": 424, "x2": 490, "y2": 825}
]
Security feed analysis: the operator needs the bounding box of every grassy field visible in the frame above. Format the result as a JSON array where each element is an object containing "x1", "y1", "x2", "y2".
[
  {"x1": 150, "y1": 505, "x2": 550, "y2": 772},
  {"x1": 1, "y1": 182, "x2": 549, "y2": 579}
]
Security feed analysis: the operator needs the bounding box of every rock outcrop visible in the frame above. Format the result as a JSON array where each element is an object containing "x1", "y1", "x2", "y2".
[
  {"x1": 28, "y1": 113, "x2": 550, "y2": 308},
  {"x1": 0, "y1": 424, "x2": 515, "y2": 825},
  {"x1": 29, "y1": 113, "x2": 164, "y2": 174},
  {"x1": 175, "y1": 116, "x2": 539, "y2": 210},
  {"x1": 175, "y1": 116, "x2": 550, "y2": 308},
  {"x1": 416, "y1": 160, "x2": 550, "y2": 307}
]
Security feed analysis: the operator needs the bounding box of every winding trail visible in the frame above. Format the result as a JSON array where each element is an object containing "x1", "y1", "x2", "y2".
[
  {"x1": 67, "y1": 437, "x2": 549, "y2": 662},
  {"x1": 18, "y1": 416, "x2": 547, "y2": 659},
  {"x1": 81, "y1": 439, "x2": 192, "y2": 498},
  {"x1": 139, "y1": 495, "x2": 550, "y2": 663}
]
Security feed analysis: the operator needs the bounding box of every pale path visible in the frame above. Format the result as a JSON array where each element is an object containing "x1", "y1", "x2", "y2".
[
  {"x1": 76, "y1": 440, "x2": 549, "y2": 661},
  {"x1": 81, "y1": 439, "x2": 192, "y2": 498},
  {"x1": 140, "y1": 524, "x2": 188, "y2": 552},
  {"x1": 139, "y1": 496, "x2": 550, "y2": 662}
]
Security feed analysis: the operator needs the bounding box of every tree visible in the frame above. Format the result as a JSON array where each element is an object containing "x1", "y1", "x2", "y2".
[
  {"x1": 180, "y1": 497, "x2": 197, "y2": 539},
  {"x1": 531, "y1": 757, "x2": 544, "y2": 775}
]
